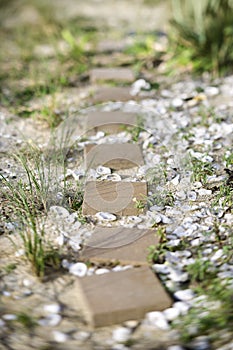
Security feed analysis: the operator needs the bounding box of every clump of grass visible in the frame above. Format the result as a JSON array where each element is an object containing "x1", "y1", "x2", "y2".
[
  {"x1": 0, "y1": 142, "x2": 71, "y2": 278},
  {"x1": 189, "y1": 156, "x2": 214, "y2": 184},
  {"x1": 173, "y1": 278, "x2": 233, "y2": 345},
  {"x1": 170, "y1": 0, "x2": 233, "y2": 75}
]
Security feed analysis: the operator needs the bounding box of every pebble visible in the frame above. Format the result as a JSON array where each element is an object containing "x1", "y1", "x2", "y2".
[
  {"x1": 174, "y1": 289, "x2": 195, "y2": 301},
  {"x1": 95, "y1": 212, "x2": 117, "y2": 222},
  {"x1": 112, "y1": 327, "x2": 131, "y2": 342},
  {"x1": 163, "y1": 307, "x2": 180, "y2": 321},
  {"x1": 205, "y1": 86, "x2": 219, "y2": 96},
  {"x1": 2, "y1": 314, "x2": 17, "y2": 321},
  {"x1": 38, "y1": 314, "x2": 62, "y2": 327},
  {"x1": 197, "y1": 188, "x2": 212, "y2": 196},
  {"x1": 101, "y1": 173, "x2": 122, "y2": 181},
  {"x1": 146, "y1": 311, "x2": 170, "y2": 330},
  {"x1": 43, "y1": 303, "x2": 61, "y2": 314},
  {"x1": 96, "y1": 165, "x2": 111, "y2": 176},
  {"x1": 52, "y1": 330, "x2": 69, "y2": 343},
  {"x1": 49, "y1": 206, "x2": 70, "y2": 219},
  {"x1": 172, "y1": 98, "x2": 183, "y2": 109},
  {"x1": 95, "y1": 268, "x2": 110, "y2": 275},
  {"x1": 73, "y1": 330, "x2": 90, "y2": 341},
  {"x1": 69, "y1": 262, "x2": 88, "y2": 277},
  {"x1": 152, "y1": 264, "x2": 170, "y2": 274},
  {"x1": 0, "y1": 319, "x2": 5, "y2": 327},
  {"x1": 167, "y1": 346, "x2": 185, "y2": 350},
  {"x1": 173, "y1": 301, "x2": 190, "y2": 315}
]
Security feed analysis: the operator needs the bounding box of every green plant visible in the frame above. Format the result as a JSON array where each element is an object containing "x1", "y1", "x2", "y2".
[
  {"x1": 4, "y1": 263, "x2": 17, "y2": 274},
  {"x1": 186, "y1": 255, "x2": 217, "y2": 283},
  {"x1": 173, "y1": 278, "x2": 233, "y2": 344},
  {"x1": 190, "y1": 156, "x2": 214, "y2": 184},
  {"x1": 16, "y1": 312, "x2": 37, "y2": 330},
  {"x1": 0, "y1": 143, "x2": 67, "y2": 277},
  {"x1": 170, "y1": 0, "x2": 233, "y2": 74}
]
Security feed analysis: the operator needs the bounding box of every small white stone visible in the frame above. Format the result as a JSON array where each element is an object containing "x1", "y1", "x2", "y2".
[
  {"x1": 95, "y1": 268, "x2": 110, "y2": 275},
  {"x1": 163, "y1": 307, "x2": 180, "y2": 321},
  {"x1": 112, "y1": 327, "x2": 131, "y2": 342},
  {"x1": 49, "y1": 206, "x2": 69, "y2": 218},
  {"x1": 152, "y1": 264, "x2": 170, "y2": 274},
  {"x1": 56, "y1": 234, "x2": 65, "y2": 246},
  {"x1": 197, "y1": 188, "x2": 212, "y2": 196},
  {"x1": 38, "y1": 314, "x2": 61, "y2": 327},
  {"x1": 205, "y1": 86, "x2": 219, "y2": 96},
  {"x1": 146, "y1": 311, "x2": 170, "y2": 330},
  {"x1": 173, "y1": 301, "x2": 190, "y2": 315},
  {"x1": 211, "y1": 249, "x2": 224, "y2": 262},
  {"x1": 187, "y1": 191, "x2": 197, "y2": 201},
  {"x1": 123, "y1": 320, "x2": 139, "y2": 329},
  {"x1": 2, "y1": 314, "x2": 17, "y2": 321},
  {"x1": 167, "y1": 346, "x2": 185, "y2": 350},
  {"x1": 176, "y1": 191, "x2": 186, "y2": 200},
  {"x1": 191, "y1": 238, "x2": 201, "y2": 247},
  {"x1": 174, "y1": 289, "x2": 195, "y2": 301},
  {"x1": 95, "y1": 212, "x2": 117, "y2": 222},
  {"x1": 169, "y1": 270, "x2": 189, "y2": 283},
  {"x1": 167, "y1": 239, "x2": 180, "y2": 247},
  {"x1": 73, "y1": 330, "x2": 90, "y2": 341},
  {"x1": 172, "y1": 98, "x2": 183, "y2": 109},
  {"x1": 52, "y1": 330, "x2": 69, "y2": 343},
  {"x1": 170, "y1": 175, "x2": 180, "y2": 186},
  {"x1": 15, "y1": 249, "x2": 25, "y2": 257},
  {"x1": 101, "y1": 173, "x2": 121, "y2": 181},
  {"x1": 69, "y1": 262, "x2": 87, "y2": 277},
  {"x1": 0, "y1": 319, "x2": 5, "y2": 327},
  {"x1": 22, "y1": 279, "x2": 33, "y2": 287},
  {"x1": 43, "y1": 303, "x2": 61, "y2": 314},
  {"x1": 96, "y1": 166, "x2": 111, "y2": 176},
  {"x1": 61, "y1": 259, "x2": 70, "y2": 269}
]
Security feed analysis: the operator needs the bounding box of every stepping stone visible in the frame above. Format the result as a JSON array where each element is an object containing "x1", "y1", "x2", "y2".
[
  {"x1": 72, "y1": 266, "x2": 172, "y2": 327},
  {"x1": 96, "y1": 39, "x2": 131, "y2": 53},
  {"x1": 80, "y1": 228, "x2": 159, "y2": 265},
  {"x1": 91, "y1": 86, "x2": 133, "y2": 103},
  {"x1": 82, "y1": 181, "x2": 147, "y2": 216},
  {"x1": 90, "y1": 68, "x2": 135, "y2": 84},
  {"x1": 84, "y1": 143, "x2": 144, "y2": 170},
  {"x1": 85, "y1": 111, "x2": 138, "y2": 135}
]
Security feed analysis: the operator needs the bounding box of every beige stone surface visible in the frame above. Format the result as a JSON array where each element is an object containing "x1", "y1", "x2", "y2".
[
  {"x1": 85, "y1": 111, "x2": 138, "y2": 134},
  {"x1": 82, "y1": 181, "x2": 147, "y2": 216},
  {"x1": 90, "y1": 68, "x2": 135, "y2": 83},
  {"x1": 74, "y1": 266, "x2": 172, "y2": 327},
  {"x1": 91, "y1": 86, "x2": 134, "y2": 103},
  {"x1": 80, "y1": 227, "x2": 159, "y2": 265},
  {"x1": 84, "y1": 143, "x2": 144, "y2": 170}
]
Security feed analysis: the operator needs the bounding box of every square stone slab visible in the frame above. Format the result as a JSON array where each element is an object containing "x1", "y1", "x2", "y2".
[
  {"x1": 84, "y1": 143, "x2": 144, "y2": 170},
  {"x1": 73, "y1": 266, "x2": 172, "y2": 327},
  {"x1": 90, "y1": 68, "x2": 135, "y2": 84},
  {"x1": 85, "y1": 111, "x2": 138, "y2": 135},
  {"x1": 80, "y1": 228, "x2": 159, "y2": 265},
  {"x1": 91, "y1": 87, "x2": 134, "y2": 103},
  {"x1": 82, "y1": 181, "x2": 147, "y2": 216},
  {"x1": 96, "y1": 39, "x2": 131, "y2": 53}
]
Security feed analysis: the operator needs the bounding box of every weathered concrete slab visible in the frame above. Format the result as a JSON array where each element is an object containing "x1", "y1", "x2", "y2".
[
  {"x1": 81, "y1": 227, "x2": 159, "y2": 265},
  {"x1": 91, "y1": 87, "x2": 134, "y2": 103},
  {"x1": 90, "y1": 68, "x2": 135, "y2": 84},
  {"x1": 96, "y1": 39, "x2": 131, "y2": 53},
  {"x1": 74, "y1": 266, "x2": 172, "y2": 327},
  {"x1": 82, "y1": 181, "x2": 147, "y2": 216},
  {"x1": 84, "y1": 143, "x2": 144, "y2": 170},
  {"x1": 85, "y1": 111, "x2": 138, "y2": 135}
]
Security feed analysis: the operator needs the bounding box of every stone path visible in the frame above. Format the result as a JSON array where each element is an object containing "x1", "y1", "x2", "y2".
[{"x1": 70, "y1": 66, "x2": 172, "y2": 327}]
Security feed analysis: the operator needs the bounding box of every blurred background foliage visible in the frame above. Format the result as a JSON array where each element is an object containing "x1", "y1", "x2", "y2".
[{"x1": 170, "y1": 0, "x2": 233, "y2": 75}]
